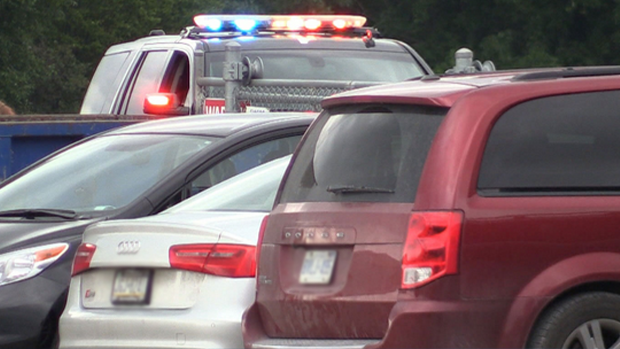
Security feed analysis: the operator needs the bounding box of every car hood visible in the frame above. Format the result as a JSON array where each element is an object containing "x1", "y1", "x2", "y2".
[
  {"x1": 0, "y1": 218, "x2": 103, "y2": 253},
  {"x1": 84, "y1": 211, "x2": 268, "y2": 246}
]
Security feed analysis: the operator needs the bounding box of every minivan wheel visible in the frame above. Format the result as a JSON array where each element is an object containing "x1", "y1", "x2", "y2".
[{"x1": 528, "y1": 292, "x2": 620, "y2": 348}]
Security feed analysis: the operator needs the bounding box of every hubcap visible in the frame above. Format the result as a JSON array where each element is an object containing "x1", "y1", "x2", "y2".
[{"x1": 562, "y1": 319, "x2": 620, "y2": 349}]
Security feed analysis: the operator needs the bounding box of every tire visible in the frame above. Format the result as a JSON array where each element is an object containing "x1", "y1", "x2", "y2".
[{"x1": 528, "y1": 292, "x2": 620, "y2": 348}]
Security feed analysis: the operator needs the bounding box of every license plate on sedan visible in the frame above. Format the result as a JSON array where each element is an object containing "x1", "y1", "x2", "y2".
[
  {"x1": 299, "y1": 250, "x2": 337, "y2": 284},
  {"x1": 111, "y1": 269, "x2": 152, "y2": 305}
]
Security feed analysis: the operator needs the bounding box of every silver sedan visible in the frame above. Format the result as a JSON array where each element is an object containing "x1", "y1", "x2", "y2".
[{"x1": 59, "y1": 155, "x2": 290, "y2": 348}]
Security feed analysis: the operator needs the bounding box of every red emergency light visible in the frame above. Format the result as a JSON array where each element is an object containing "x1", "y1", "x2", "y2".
[{"x1": 143, "y1": 93, "x2": 189, "y2": 116}]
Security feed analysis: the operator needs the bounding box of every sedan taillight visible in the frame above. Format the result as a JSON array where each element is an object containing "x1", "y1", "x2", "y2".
[
  {"x1": 71, "y1": 243, "x2": 96, "y2": 276},
  {"x1": 169, "y1": 244, "x2": 256, "y2": 278},
  {"x1": 401, "y1": 211, "x2": 463, "y2": 289}
]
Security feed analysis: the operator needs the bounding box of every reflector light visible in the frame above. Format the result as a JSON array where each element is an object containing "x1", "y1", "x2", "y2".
[
  {"x1": 193, "y1": 14, "x2": 367, "y2": 33},
  {"x1": 401, "y1": 211, "x2": 463, "y2": 289},
  {"x1": 169, "y1": 244, "x2": 256, "y2": 278},
  {"x1": 71, "y1": 243, "x2": 96, "y2": 276}
]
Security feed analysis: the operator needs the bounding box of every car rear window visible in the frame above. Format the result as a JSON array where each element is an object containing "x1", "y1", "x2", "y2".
[{"x1": 279, "y1": 104, "x2": 446, "y2": 203}]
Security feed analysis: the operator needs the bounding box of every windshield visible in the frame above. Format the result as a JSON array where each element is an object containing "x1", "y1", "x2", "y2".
[
  {"x1": 208, "y1": 50, "x2": 424, "y2": 82},
  {"x1": 0, "y1": 134, "x2": 215, "y2": 214},
  {"x1": 164, "y1": 155, "x2": 291, "y2": 213}
]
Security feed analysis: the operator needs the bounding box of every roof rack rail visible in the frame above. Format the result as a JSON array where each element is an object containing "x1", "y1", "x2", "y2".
[{"x1": 512, "y1": 66, "x2": 620, "y2": 81}]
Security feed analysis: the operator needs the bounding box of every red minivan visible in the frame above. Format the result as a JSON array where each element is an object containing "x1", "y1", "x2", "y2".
[{"x1": 243, "y1": 67, "x2": 620, "y2": 348}]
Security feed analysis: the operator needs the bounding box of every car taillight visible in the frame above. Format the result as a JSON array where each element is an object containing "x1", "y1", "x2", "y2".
[
  {"x1": 169, "y1": 244, "x2": 256, "y2": 278},
  {"x1": 401, "y1": 211, "x2": 463, "y2": 289},
  {"x1": 71, "y1": 243, "x2": 96, "y2": 276}
]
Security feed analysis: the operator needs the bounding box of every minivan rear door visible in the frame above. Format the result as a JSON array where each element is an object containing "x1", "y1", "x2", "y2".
[{"x1": 256, "y1": 104, "x2": 447, "y2": 339}]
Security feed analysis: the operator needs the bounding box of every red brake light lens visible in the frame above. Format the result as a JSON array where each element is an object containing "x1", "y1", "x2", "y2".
[
  {"x1": 71, "y1": 243, "x2": 96, "y2": 276},
  {"x1": 169, "y1": 244, "x2": 256, "y2": 278},
  {"x1": 401, "y1": 211, "x2": 463, "y2": 289}
]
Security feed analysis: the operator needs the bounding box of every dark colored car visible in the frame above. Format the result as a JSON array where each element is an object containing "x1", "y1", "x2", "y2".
[
  {"x1": 243, "y1": 67, "x2": 620, "y2": 349},
  {"x1": 0, "y1": 112, "x2": 315, "y2": 348}
]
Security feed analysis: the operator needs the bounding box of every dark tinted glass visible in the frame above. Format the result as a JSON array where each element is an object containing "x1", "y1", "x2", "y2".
[
  {"x1": 478, "y1": 91, "x2": 620, "y2": 194},
  {"x1": 80, "y1": 52, "x2": 130, "y2": 114},
  {"x1": 280, "y1": 104, "x2": 446, "y2": 203}
]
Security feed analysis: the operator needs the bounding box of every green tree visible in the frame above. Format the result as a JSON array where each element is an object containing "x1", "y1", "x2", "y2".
[{"x1": 0, "y1": 0, "x2": 221, "y2": 114}]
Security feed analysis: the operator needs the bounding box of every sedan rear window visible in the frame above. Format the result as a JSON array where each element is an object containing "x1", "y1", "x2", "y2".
[{"x1": 280, "y1": 104, "x2": 446, "y2": 203}]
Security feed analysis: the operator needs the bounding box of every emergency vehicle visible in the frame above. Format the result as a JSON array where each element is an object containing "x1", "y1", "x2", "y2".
[{"x1": 80, "y1": 14, "x2": 437, "y2": 116}]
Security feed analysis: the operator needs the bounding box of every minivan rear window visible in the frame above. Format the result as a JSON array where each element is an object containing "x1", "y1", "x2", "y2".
[{"x1": 279, "y1": 104, "x2": 446, "y2": 203}]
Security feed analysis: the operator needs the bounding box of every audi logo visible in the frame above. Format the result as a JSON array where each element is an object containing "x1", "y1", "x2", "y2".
[{"x1": 116, "y1": 240, "x2": 141, "y2": 254}]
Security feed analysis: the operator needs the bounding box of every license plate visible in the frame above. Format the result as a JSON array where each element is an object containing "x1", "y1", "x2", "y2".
[
  {"x1": 299, "y1": 250, "x2": 337, "y2": 284},
  {"x1": 111, "y1": 269, "x2": 152, "y2": 304}
]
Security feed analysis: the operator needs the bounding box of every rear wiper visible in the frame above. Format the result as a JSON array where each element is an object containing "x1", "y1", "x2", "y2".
[
  {"x1": 0, "y1": 209, "x2": 79, "y2": 220},
  {"x1": 326, "y1": 185, "x2": 395, "y2": 194}
]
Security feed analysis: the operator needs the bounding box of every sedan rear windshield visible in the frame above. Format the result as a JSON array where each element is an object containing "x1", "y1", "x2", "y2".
[{"x1": 279, "y1": 104, "x2": 446, "y2": 203}]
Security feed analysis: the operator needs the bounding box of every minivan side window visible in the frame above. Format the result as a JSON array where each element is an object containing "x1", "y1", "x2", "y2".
[
  {"x1": 478, "y1": 91, "x2": 620, "y2": 195},
  {"x1": 80, "y1": 52, "x2": 131, "y2": 114}
]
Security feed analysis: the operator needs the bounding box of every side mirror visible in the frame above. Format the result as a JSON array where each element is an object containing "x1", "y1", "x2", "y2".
[{"x1": 143, "y1": 93, "x2": 190, "y2": 116}]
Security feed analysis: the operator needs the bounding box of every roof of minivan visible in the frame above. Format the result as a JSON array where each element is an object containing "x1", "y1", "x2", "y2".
[
  {"x1": 321, "y1": 66, "x2": 620, "y2": 109},
  {"x1": 106, "y1": 112, "x2": 317, "y2": 137}
]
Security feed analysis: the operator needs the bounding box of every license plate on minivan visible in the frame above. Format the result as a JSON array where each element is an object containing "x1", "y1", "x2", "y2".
[
  {"x1": 111, "y1": 269, "x2": 152, "y2": 304},
  {"x1": 299, "y1": 250, "x2": 337, "y2": 284}
]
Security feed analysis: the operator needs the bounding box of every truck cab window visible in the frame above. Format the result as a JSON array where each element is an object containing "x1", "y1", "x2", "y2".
[
  {"x1": 80, "y1": 52, "x2": 131, "y2": 114},
  {"x1": 124, "y1": 50, "x2": 168, "y2": 115},
  {"x1": 160, "y1": 52, "x2": 190, "y2": 105}
]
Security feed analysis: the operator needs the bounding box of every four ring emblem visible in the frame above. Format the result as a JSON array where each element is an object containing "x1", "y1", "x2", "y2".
[{"x1": 116, "y1": 240, "x2": 141, "y2": 254}]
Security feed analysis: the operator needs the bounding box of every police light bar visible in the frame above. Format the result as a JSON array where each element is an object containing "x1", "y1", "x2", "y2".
[{"x1": 193, "y1": 14, "x2": 367, "y2": 33}]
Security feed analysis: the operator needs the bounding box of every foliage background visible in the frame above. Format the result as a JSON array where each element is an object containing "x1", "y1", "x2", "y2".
[{"x1": 1, "y1": 0, "x2": 619, "y2": 113}]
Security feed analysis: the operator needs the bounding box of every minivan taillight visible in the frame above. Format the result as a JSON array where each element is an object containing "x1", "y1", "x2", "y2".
[
  {"x1": 401, "y1": 211, "x2": 463, "y2": 289},
  {"x1": 71, "y1": 243, "x2": 96, "y2": 276},
  {"x1": 169, "y1": 244, "x2": 256, "y2": 278}
]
